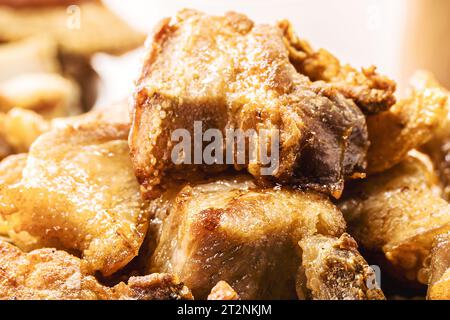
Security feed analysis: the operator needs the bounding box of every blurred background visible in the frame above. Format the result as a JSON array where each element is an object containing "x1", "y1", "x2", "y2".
[{"x1": 97, "y1": 0, "x2": 450, "y2": 106}]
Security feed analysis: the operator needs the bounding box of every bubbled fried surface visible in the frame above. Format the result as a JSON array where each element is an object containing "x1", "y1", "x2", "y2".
[
  {"x1": 130, "y1": 9, "x2": 368, "y2": 200},
  {"x1": 0, "y1": 124, "x2": 150, "y2": 276}
]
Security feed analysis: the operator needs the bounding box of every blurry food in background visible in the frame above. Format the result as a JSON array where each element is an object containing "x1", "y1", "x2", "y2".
[
  {"x1": 0, "y1": 124, "x2": 149, "y2": 276},
  {"x1": 0, "y1": 0, "x2": 145, "y2": 160},
  {"x1": 0, "y1": 0, "x2": 145, "y2": 56},
  {"x1": 339, "y1": 152, "x2": 450, "y2": 286},
  {"x1": 426, "y1": 232, "x2": 450, "y2": 300},
  {"x1": 297, "y1": 234, "x2": 385, "y2": 300},
  {"x1": 0, "y1": 101, "x2": 129, "y2": 156},
  {"x1": 0, "y1": 240, "x2": 193, "y2": 300},
  {"x1": 279, "y1": 20, "x2": 396, "y2": 115},
  {"x1": 366, "y1": 71, "x2": 448, "y2": 175}
]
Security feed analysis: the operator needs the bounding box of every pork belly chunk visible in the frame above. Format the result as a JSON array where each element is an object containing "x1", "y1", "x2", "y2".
[
  {"x1": 339, "y1": 153, "x2": 450, "y2": 285},
  {"x1": 0, "y1": 241, "x2": 192, "y2": 300},
  {"x1": 0, "y1": 124, "x2": 150, "y2": 276},
  {"x1": 148, "y1": 175, "x2": 357, "y2": 299},
  {"x1": 130, "y1": 9, "x2": 368, "y2": 200}
]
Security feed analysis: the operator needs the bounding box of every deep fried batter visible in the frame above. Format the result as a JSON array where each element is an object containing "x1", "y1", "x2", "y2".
[
  {"x1": 0, "y1": 124, "x2": 149, "y2": 276},
  {"x1": 131, "y1": 9, "x2": 368, "y2": 200},
  {"x1": 278, "y1": 20, "x2": 396, "y2": 115},
  {"x1": 339, "y1": 153, "x2": 450, "y2": 284},
  {"x1": 0, "y1": 241, "x2": 192, "y2": 300},
  {"x1": 297, "y1": 234, "x2": 385, "y2": 300},
  {"x1": 426, "y1": 233, "x2": 450, "y2": 300},
  {"x1": 366, "y1": 71, "x2": 448, "y2": 175}
]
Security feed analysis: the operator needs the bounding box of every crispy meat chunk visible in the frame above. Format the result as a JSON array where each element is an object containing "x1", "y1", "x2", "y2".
[
  {"x1": 0, "y1": 124, "x2": 149, "y2": 276},
  {"x1": 148, "y1": 175, "x2": 349, "y2": 299},
  {"x1": 367, "y1": 71, "x2": 448, "y2": 175},
  {"x1": 278, "y1": 20, "x2": 396, "y2": 115},
  {"x1": 297, "y1": 234, "x2": 385, "y2": 300},
  {"x1": 0, "y1": 241, "x2": 192, "y2": 300},
  {"x1": 426, "y1": 233, "x2": 450, "y2": 300},
  {"x1": 339, "y1": 153, "x2": 450, "y2": 284},
  {"x1": 207, "y1": 281, "x2": 239, "y2": 300},
  {"x1": 131, "y1": 9, "x2": 368, "y2": 200}
]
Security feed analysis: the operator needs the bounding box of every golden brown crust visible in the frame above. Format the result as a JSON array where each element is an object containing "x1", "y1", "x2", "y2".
[
  {"x1": 339, "y1": 154, "x2": 450, "y2": 284},
  {"x1": 367, "y1": 72, "x2": 448, "y2": 175},
  {"x1": 0, "y1": 124, "x2": 149, "y2": 276},
  {"x1": 297, "y1": 234, "x2": 385, "y2": 300},
  {"x1": 207, "y1": 281, "x2": 239, "y2": 300},
  {"x1": 149, "y1": 175, "x2": 346, "y2": 299},
  {"x1": 131, "y1": 9, "x2": 368, "y2": 200},
  {"x1": 426, "y1": 233, "x2": 450, "y2": 300},
  {"x1": 0, "y1": 241, "x2": 192, "y2": 300},
  {"x1": 278, "y1": 20, "x2": 396, "y2": 115}
]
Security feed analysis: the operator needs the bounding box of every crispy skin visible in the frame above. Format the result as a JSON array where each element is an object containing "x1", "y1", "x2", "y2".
[
  {"x1": 131, "y1": 9, "x2": 368, "y2": 200},
  {"x1": 339, "y1": 154, "x2": 450, "y2": 284},
  {"x1": 297, "y1": 234, "x2": 385, "y2": 300},
  {"x1": 0, "y1": 124, "x2": 149, "y2": 276},
  {"x1": 0, "y1": 241, "x2": 192, "y2": 300},
  {"x1": 278, "y1": 20, "x2": 396, "y2": 115},
  {"x1": 148, "y1": 175, "x2": 347, "y2": 299},
  {"x1": 367, "y1": 72, "x2": 448, "y2": 175},
  {"x1": 0, "y1": 2, "x2": 145, "y2": 56},
  {"x1": 426, "y1": 233, "x2": 450, "y2": 300},
  {"x1": 0, "y1": 134, "x2": 11, "y2": 160},
  {"x1": 0, "y1": 154, "x2": 27, "y2": 236},
  {"x1": 207, "y1": 281, "x2": 239, "y2": 300}
]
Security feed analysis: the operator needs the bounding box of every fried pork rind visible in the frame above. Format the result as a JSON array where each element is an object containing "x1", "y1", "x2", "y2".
[
  {"x1": 0, "y1": 2, "x2": 145, "y2": 57},
  {"x1": 0, "y1": 124, "x2": 149, "y2": 276},
  {"x1": 297, "y1": 234, "x2": 385, "y2": 300},
  {"x1": 131, "y1": 9, "x2": 368, "y2": 200},
  {"x1": 278, "y1": 20, "x2": 396, "y2": 115},
  {"x1": 339, "y1": 153, "x2": 450, "y2": 284},
  {"x1": 0, "y1": 241, "x2": 193, "y2": 300},
  {"x1": 426, "y1": 233, "x2": 450, "y2": 300},
  {"x1": 149, "y1": 175, "x2": 349, "y2": 299},
  {"x1": 0, "y1": 154, "x2": 27, "y2": 236},
  {"x1": 366, "y1": 71, "x2": 448, "y2": 175},
  {"x1": 207, "y1": 281, "x2": 239, "y2": 301}
]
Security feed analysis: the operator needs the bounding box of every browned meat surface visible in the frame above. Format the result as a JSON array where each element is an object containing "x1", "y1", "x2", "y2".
[
  {"x1": 146, "y1": 174, "x2": 388, "y2": 300},
  {"x1": 130, "y1": 9, "x2": 369, "y2": 200},
  {"x1": 207, "y1": 281, "x2": 239, "y2": 300},
  {"x1": 297, "y1": 234, "x2": 385, "y2": 300},
  {"x1": 0, "y1": 241, "x2": 192, "y2": 300},
  {"x1": 278, "y1": 20, "x2": 396, "y2": 115},
  {"x1": 367, "y1": 71, "x2": 448, "y2": 175},
  {"x1": 0, "y1": 124, "x2": 149, "y2": 276},
  {"x1": 339, "y1": 153, "x2": 450, "y2": 285},
  {"x1": 426, "y1": 233, "x2": 450, "y2": 300}
]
